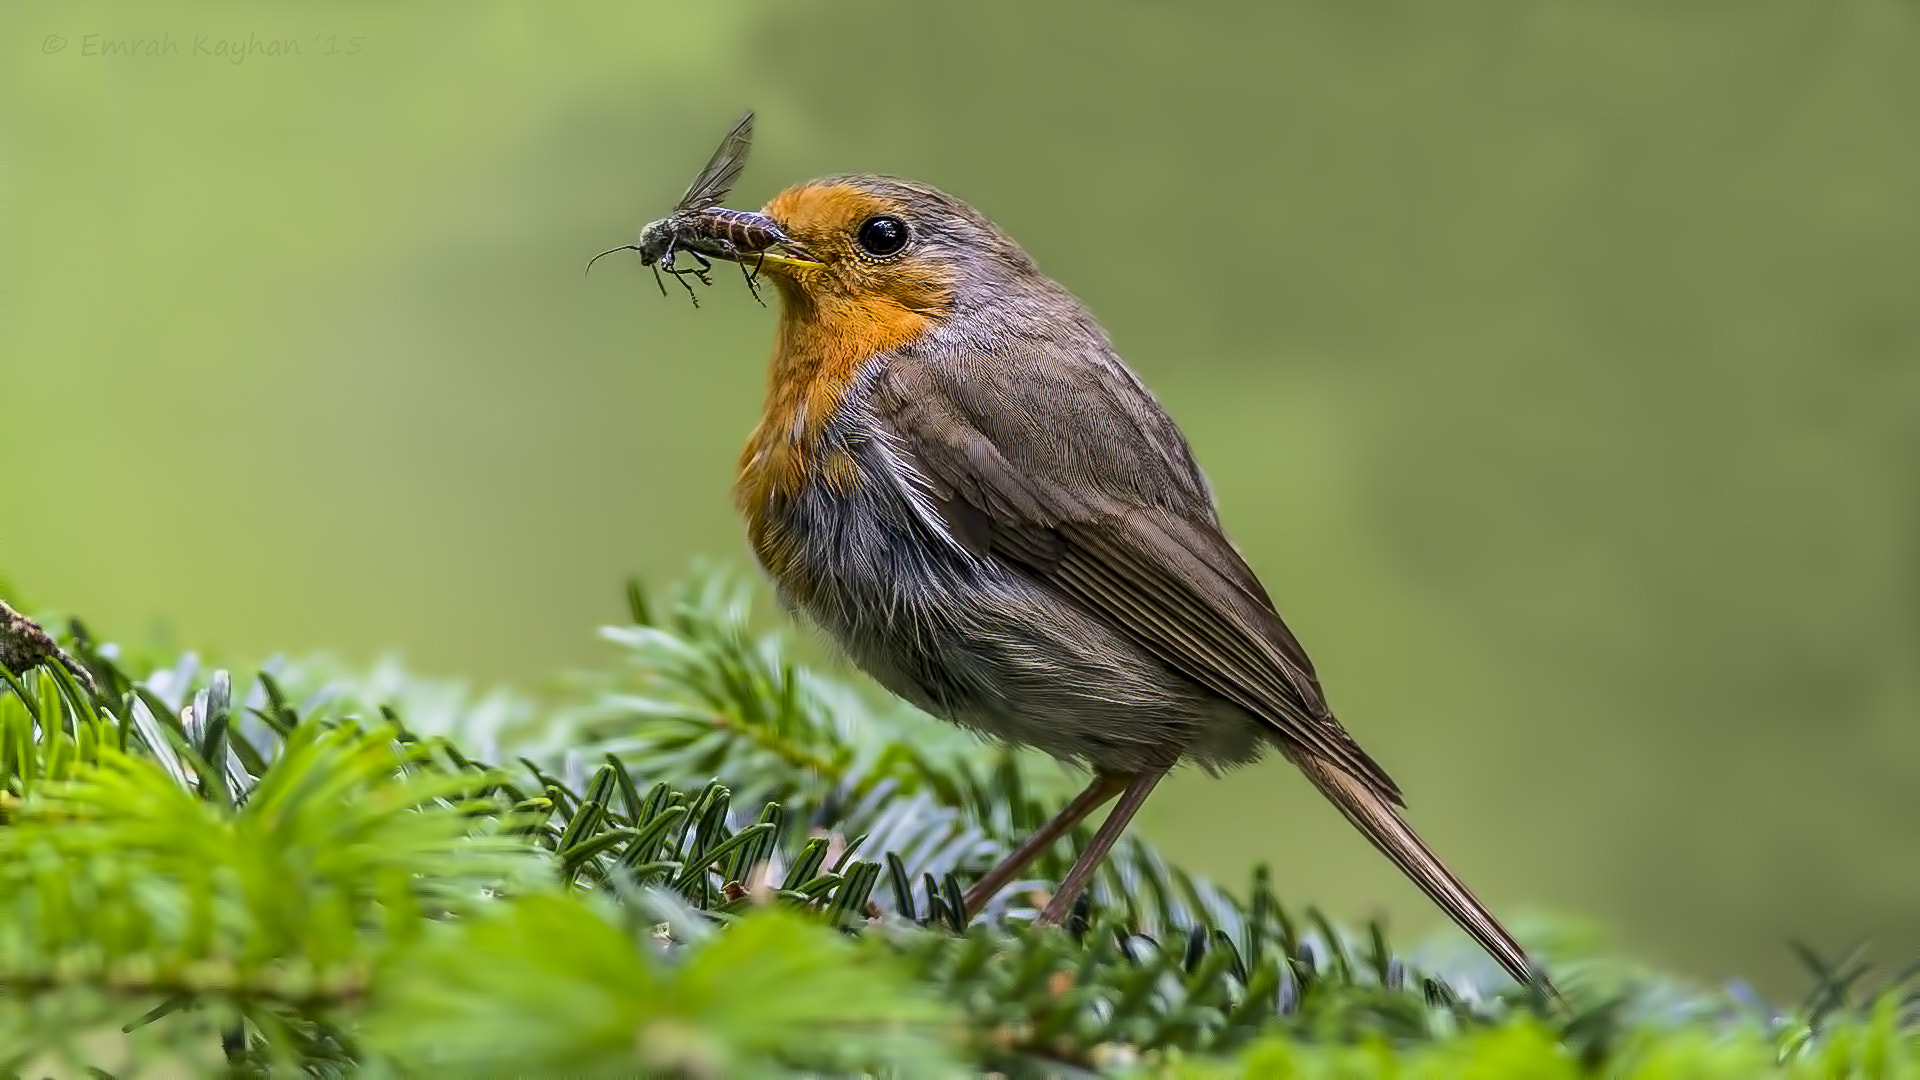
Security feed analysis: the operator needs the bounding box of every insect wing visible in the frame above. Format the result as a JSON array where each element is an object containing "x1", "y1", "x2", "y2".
[{"x1": 674, "y1": 111, "x2": 754, "y2": 212}]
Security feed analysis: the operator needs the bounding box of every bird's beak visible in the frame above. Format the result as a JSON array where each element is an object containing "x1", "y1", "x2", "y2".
[{"x1": 750, "y1": 246, "x2": 826, "y2": 272}]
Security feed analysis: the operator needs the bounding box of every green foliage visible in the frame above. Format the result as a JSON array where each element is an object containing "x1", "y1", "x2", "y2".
[
  {"x1": 0, "y1": 575, "x2": 1912, "y2": 1076},
  {"x1": 1167, "y1": 998, "x2": 1919, "y2": 1079},
  {"x1": 13, "y1": 0, "x2": 1919, "y2": 1000},
  {"x1": 365, "y1": 898, "x2": 958, "y2": 1077}
]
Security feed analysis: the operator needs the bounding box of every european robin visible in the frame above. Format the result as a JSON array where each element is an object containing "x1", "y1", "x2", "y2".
[{"x1": 714, "y1": 174, "x2": 1550, "y2": 990}]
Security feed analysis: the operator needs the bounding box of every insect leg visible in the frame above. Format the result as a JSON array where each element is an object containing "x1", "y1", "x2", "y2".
[
  {"x1": 699, "y1": 238, "x2": 765, "y2": 306},
  {"x1": 683, "y1": 249, "x2": 714, "y2": 287},
  {"x1": 737, "y1": 251, "x2": 767, "y2": 307},
  {"x1": 659, "y1": 239, "x2": 704, "y2": 306},
  {"x1": 672, "y1": 265, "x2": 701, "y2": 306}
]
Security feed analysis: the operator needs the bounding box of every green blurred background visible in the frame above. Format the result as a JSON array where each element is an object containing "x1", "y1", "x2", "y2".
[{"x1": 6, "y1": 0, "x2": 1916, "y2": 994}]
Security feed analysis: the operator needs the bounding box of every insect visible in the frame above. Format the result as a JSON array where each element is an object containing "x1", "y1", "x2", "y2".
[{"x1": 587, "y1": 111, "x2": 808, "y2": 307}]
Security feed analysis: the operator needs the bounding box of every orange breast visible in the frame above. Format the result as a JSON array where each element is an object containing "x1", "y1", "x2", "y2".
[{"x1": 732, "y1": 281, "x2": 939, "y2": 585}]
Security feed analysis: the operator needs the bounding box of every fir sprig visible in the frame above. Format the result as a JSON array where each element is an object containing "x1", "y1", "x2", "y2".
[{"x1": 0, "y1": 577, "x2": 1913, "y2": 1076}]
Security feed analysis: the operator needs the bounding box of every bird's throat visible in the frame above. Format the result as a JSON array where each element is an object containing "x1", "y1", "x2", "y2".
[{"x1": 732, "y1": 288, "x2": 938, "y2": 579}]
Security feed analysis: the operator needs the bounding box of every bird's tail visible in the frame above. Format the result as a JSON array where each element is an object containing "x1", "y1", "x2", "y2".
[{"x1": 1291, "y1": 751, "x2": 1557, "y2": 998}]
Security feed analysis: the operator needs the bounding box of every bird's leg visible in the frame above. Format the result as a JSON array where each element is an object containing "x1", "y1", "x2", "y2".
[
  {"x1": 1034, "y1": 768, "x2": 1169, "y2": 927},
  {"x1": 963, "y1": 771, "x2": 1128, "y2": 919}
]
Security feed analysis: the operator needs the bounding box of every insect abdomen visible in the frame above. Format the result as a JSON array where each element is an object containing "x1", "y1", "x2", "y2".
[{"x1": 689, "y1": 208, "x2": 791, "y2": 253}]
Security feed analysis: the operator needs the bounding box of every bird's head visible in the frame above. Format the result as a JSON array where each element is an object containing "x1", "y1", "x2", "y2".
[{"x1": 737, "y1": 175, "x2": 1047, "y2": 325}]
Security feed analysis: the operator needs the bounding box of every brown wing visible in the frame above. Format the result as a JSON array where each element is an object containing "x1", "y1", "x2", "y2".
[{"x1": 871, "y1": 347, "x2": 1403, "y2": 805}]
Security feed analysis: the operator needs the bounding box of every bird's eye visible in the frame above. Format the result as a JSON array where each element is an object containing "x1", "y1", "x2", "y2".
[{"x1": 855, "y1": 215, "x2": 910, "y2": 257}]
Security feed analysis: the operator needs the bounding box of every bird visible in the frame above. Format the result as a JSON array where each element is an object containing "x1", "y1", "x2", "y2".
[{"x1": 715, "y1": 172, "x2": 1552, "y2": 991}]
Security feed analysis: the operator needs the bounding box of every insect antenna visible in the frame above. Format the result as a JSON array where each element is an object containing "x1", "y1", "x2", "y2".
[{"x1": 584, "y1": 244, "x2": 641, "y2": 277}]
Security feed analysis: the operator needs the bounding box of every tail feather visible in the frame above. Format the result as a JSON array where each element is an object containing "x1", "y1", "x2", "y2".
[{"x1": 1292, "y1": 752, "x2": 1557, "y2": 997}]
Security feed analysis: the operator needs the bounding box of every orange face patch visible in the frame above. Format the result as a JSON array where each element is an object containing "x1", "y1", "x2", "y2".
[
  {"x1": 758, "y1": 181, "x2": 954, "y2": 316},
  {"x1": 732, "y1": 182, "x2": 956, "y2": 545}
]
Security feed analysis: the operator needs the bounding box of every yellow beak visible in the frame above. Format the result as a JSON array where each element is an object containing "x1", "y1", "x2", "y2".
[{"x1": 748, "y1": 248, "x2": 826, "y2": 272}]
